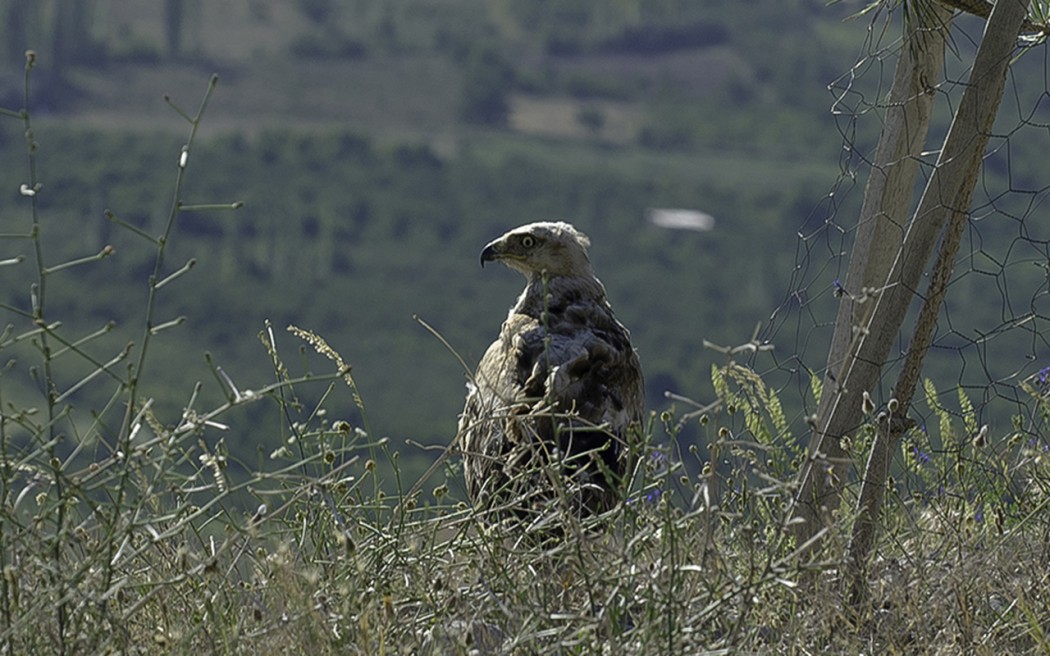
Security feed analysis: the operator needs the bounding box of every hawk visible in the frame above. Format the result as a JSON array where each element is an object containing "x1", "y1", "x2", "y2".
[{"x1": 458, "y1": 221, "x2": 645, "y2": 521}]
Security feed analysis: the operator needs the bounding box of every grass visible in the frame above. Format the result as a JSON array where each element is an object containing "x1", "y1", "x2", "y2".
[{"x1": 3, "y1": 60, "x2": 1050, "y2": 655}]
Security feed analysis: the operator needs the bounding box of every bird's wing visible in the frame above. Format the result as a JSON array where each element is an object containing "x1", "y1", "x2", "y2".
[{"x1": 458, "y1": 297, "x2": 644, "y2": 513}]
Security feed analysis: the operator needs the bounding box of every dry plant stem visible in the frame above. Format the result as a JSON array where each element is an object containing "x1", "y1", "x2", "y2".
[
  {"x1": 845, "y1": 0, "x2": 1029, "y2": 605},
  {"x1": 128, "y1": 74, "x2": 219, "y2": 406},
  {"x1": 99, "y1": 73, "x2": 235, "y2": 629},
  {"x1": 795, "y1": 2, "x2": 954, "y2": 545},
  {"x1": 13, "y1": 52, "x2": 73, "y2": 655}
]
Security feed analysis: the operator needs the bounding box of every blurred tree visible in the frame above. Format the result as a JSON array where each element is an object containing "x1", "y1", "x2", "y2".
[
  {"x1": 297, "y1": 0, "x2": 336, "y2": 25},
  {"x1": 458, "y1": 44, "x2": 515, "y2": 126},
  {"x1": 3, "y1": 0, "x2": 32, "y2": 65},
  {"x1": 164, "y1": 0, "x2": 183, "y2": 57},
  {"x1": 576, "y1": 105, "x2": 606, "y2": 137},
  {"x1": 53, "y1": 0, "x2": 106, "y2": 70},
  {"x1": 164, "y1": 0, "x2": 202, "y2": 59}
]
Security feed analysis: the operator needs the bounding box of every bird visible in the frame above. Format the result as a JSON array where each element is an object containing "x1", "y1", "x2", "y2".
[{"x1": 457, "y1": 221, "x2": 645, "y2": 523}]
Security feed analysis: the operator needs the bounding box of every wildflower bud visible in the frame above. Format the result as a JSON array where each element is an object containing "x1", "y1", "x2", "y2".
[
  {"x1": 251, "y1": 504, "x2": 267, "y2": 524},
  {"x1": 699, "y1": 414, "x2": 709, "y2": 426},
  {"x1": 887, "y1": 398, "x2": 899, "y2": 413},
  {"x1": 364, "y1": 459, "x2": 376, "y2": 472},
  {"x1": 972, "y1": 425, "x2": 988, "y2": 448},
  {"x1": 861, "y1": 391, "x2": 875, "y2": 415},
  {"x1": 179, "y1": 146, "x2": 189, "y2": 169},
  {"x1": 660, "y1": 410, "x2": 672, "y2": 423}
]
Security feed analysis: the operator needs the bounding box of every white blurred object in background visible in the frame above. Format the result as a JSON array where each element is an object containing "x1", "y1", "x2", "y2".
[{"x1": 646, "y1": 208, "x2": 715, "y2": 231}]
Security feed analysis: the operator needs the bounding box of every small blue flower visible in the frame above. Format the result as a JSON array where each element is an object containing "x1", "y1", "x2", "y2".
[
  {"x1": 627, "y1": 487, "x2": 663, "y2": 505},
  {"x1": 1038, "y1": 366, "x2": 1050, "y2": 387},
  {"x1": 912, "y1": 445, "x2": 931, "y2": 465}
]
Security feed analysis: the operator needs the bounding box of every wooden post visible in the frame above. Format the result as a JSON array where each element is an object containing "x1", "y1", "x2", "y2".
[
  {"x1": 844, "y1": 0, "x2": 1029, "y2": 603},
  {"x1": 793, "y1": 3, "x2": 954, "y2": 544}
]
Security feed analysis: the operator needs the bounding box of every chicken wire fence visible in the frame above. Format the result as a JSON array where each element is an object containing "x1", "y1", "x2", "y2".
[{"x1": 759, "y1": 8, "x2": 1050, "y2": 521}]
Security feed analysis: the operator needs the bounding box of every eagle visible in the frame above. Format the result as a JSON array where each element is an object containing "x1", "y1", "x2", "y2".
[{"x1": 457, "y1": 221, "x2": 645, "y2": 522}]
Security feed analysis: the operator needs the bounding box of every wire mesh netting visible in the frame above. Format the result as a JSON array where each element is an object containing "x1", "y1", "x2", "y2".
[{"x1": 758, "y1": 6, "x2": 1050, "y2": 531}]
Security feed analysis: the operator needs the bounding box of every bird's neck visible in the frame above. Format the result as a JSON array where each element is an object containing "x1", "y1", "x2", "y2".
[{"x1": 512, "y1": 271, "x2": 608, "y2": 317}]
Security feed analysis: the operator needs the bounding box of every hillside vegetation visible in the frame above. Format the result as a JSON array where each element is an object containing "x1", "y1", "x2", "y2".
[
  {"x1": 1, "y1": 0, "x2": 1046, "y2": 498},
  {"x1": 0, "y1": 0, "x2": 869, "y2": 482}
]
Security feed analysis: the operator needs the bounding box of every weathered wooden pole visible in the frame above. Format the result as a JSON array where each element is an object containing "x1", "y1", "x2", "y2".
[
  {"x1": 793, "y1": 1, "x2": 955, "y2": 544},
  {"x1": 843, "y1": 0, "x2": 1029, "y2": 603}
]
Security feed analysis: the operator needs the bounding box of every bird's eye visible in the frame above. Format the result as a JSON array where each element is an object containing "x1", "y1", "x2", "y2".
[{"x1": 521, "y1": 235, "x2": 536, "y2": 248}]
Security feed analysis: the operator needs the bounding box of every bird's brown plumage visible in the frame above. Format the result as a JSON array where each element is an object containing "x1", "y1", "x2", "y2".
[{"x1": 458, "y1": 222, "x2": 644, "y2": 522}]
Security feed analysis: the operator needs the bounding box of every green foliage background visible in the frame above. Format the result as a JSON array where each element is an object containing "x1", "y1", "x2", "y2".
[{"x1": 2, "y1": 0, "x2": 1046, "y2": 487}]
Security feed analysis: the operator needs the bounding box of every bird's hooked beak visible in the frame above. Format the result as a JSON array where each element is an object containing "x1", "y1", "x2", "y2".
[{"x1": 479, "y1": 241, "x2": 500, "y2": 268}]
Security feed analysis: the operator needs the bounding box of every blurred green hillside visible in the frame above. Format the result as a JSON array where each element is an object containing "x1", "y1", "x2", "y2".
[{"x1": 3, "y1": 0, "x2": 1044, "y2": 484}]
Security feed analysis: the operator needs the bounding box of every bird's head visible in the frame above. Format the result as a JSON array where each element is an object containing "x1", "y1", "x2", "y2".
[{"x1": 480, "y1": 222, "x2": 593, "y2": 278}]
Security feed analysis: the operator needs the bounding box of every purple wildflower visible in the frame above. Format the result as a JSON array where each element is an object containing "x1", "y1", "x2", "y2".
[
  {"x1": 1037, "y1": 366, "x2": 1050, "y2": 388},
  {"x1": 627, "y1": 488, "x2": 662, "y2": 505},
  {"x1": 912, "y1": 445, "x2": 931, "y2": 466}
]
